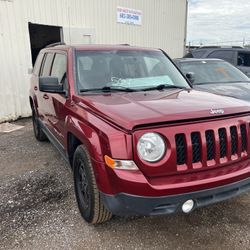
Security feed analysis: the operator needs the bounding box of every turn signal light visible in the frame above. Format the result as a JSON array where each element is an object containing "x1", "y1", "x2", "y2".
[{"x1": 104, "y1": 155, "x2": 139, "y2": 170}]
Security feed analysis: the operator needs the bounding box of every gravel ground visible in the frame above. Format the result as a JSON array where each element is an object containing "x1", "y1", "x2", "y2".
[{"x1": 0, "y1": 118, "x2": 250, "y2": 250}]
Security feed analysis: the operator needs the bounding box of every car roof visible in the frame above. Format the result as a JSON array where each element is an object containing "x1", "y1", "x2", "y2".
[
  {"x1": 41, "y1": 44, "x2": 160, "y2": 52},
  {"x1": 174, "y1": 58, "x2": 224, "y2": 63},
  {"x1": 192, "y1": 47, "x2": 250, "y2": 52}
]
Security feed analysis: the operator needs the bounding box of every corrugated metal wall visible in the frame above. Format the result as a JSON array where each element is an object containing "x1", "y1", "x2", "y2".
[{"x1": 0, "y1": 0, "x2": 187, "y2": 122}]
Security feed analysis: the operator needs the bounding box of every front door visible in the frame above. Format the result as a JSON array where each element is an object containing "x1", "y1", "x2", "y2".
[{"x1": 43, "y1": 52, "x2": 69, "y2": 149}]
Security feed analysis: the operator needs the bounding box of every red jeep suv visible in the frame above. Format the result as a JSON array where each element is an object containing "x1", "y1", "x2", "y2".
[{"x1": 30, "y1": 44, "x2": 250, "y2": 224}]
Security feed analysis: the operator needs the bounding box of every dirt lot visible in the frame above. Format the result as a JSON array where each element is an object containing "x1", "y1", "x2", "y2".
[{"x1": 0, "y1": 118, "x2": 250, "y2": 250}]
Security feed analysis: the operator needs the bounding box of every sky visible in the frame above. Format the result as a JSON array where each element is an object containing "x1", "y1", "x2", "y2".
[{"x1": 187, "y1": 0, "x2": 250, "y2": 46}]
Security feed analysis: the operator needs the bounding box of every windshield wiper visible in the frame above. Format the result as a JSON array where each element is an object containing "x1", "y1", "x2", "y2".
[
  {"x1": 141, "y1": 84, "x2": 188, "y2": 91},
  {"x1": 80, "y1": 86, "x2": 136, "y2": 93}
]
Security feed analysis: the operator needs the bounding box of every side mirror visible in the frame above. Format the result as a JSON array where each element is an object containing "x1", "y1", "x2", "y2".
[
  {"x1": 185, "y1": 72, "x2": 195, "y2": 84},
  {"x1": 39, "y1": 76, "x2": 64, "y2": 93}
]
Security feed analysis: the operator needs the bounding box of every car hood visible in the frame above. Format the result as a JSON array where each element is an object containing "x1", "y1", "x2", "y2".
[
  {"x1": 74, "y1": 89, "x2": 250, "y2": 130},
  {"x1": 194, "y1": 82, "x2": 250, "y2": 102}
]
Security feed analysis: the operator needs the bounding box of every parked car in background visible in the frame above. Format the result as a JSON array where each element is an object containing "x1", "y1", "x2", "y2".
[
  {"x1": 174, "y1": 58, "x2": 250, "y2": 101},
  {"x1": 184, "y1": 47, "x2": 250, "y2": 77},
  {"x1": 30, "y1": 44, "x2": 250, "y2": 224}
]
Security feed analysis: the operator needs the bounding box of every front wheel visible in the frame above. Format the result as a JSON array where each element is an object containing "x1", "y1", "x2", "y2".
[{"x1": 73, "y1": 145, "x2": 112, "y2": 224}]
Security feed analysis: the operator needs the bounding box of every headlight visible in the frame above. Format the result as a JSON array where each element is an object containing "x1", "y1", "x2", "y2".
[{"x1": 137, "y1": 133, "x2": 166, "y2": 162}]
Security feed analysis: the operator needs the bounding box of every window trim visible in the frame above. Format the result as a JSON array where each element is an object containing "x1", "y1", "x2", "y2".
[{"x1": 38, "y1": 53, "x2": 46, "y2": 76}]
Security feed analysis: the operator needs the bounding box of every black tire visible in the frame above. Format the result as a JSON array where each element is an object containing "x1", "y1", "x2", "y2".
[
  {"x1": 73, "y1": 145, "x2": 112, "y2": 224},
  {"x1": 32, "y1": 108, "x2": 47, "y2": 141}
]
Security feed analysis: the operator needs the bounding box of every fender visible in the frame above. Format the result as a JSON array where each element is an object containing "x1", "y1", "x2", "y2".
[{"x1": 65, "y1": 113, "x2": 133, "y2": 194}]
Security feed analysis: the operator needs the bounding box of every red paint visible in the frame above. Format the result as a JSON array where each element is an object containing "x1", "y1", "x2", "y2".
[{"x1": 30, "y1": 45, "x2": 250, "y2": 198}]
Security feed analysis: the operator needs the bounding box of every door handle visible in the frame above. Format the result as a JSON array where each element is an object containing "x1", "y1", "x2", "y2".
[{"x1": 43, "y1": 94, "x2": 49, "y2": 100}]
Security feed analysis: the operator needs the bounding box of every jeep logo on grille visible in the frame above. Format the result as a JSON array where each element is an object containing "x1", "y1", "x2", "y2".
[{"x1": 210, "y1": 109, "x2": 225, "y2": 115}]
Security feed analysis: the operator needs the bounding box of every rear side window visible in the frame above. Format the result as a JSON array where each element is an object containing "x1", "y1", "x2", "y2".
[
  {"x1": 207, "y1": 50, "x2": 234, "y2": 63},
  {"x1": 33, "y1": 53, "x2": 44, "y2": 75},
  {"x1": 41, "y1": 53, "x2": 54, "y2": 76},
  {"x1": 237, "y1": 52, "x2": 250, "y2": 66},
  {"x1": 192, "y1": 50, "x2": 207, "y2": 58},
  {"x1": 51, "y1": 53, "x2": 67, "y2": 83}
]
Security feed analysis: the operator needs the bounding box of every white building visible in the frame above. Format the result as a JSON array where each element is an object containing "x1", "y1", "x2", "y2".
[{"x1": 0, "y1": 0, "x2": 188, "y2": 122}]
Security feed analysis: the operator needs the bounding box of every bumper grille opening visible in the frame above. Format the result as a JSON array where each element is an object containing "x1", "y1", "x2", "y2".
[
  {"x1": 191, "y1": 132, "x2": 201, "y2": 163},
  {"x1": 241, "y1": 124, "x2": 247, "y2": 152},
  {"x1": 175, "y1": 134, "x2": 186, "y2": 165},
  {"x1": 205, "y1": 130, "x2": 215, "y2": 161},
  {"x1": 230, "y1": 126, "x2": 238, "y2": 155},
  {"x1": 218, "y1": 128, "x2": 227, "y2": 158}
]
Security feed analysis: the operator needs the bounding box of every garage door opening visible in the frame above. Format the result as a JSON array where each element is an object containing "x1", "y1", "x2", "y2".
[{"x1": 28, "y1": 23, "x2": 63, "y2": 65}]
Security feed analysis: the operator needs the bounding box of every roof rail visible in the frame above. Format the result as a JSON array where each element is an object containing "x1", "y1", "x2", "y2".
[
  {"x1": 199, "y1": 46, "x2": 220, "y2": 48},
  {"x1": 45, "y1": 42, "x2": 66, "y2": 48},
  {"x1": 199, "y1": 45, "x2": 243, "y2": 49}
]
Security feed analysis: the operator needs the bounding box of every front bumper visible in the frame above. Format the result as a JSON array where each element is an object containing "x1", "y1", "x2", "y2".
[{"x1": 101, "y1": 178, "x2": 250, "y2": 216}]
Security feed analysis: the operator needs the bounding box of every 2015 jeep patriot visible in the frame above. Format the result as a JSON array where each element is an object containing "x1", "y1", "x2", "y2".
[{"x1": 30, "y1": 44, "x2": 250, "y2": 224}]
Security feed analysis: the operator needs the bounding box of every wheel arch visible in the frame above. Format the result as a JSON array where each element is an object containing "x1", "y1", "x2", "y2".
[
  {"x1": 66, "y1": 116, "x2": 114, "y2": 194},
  {"x1": 67, "y1": 132, "x2": 83, "y2": 167}
]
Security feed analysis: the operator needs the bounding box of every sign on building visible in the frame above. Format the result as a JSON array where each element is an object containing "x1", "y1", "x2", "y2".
[{"x1": 117, "y1": 6, "x2": 142, "y2": 26}]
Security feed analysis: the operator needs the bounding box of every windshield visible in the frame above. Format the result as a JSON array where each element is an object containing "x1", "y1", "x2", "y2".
[
  {"x1": 75, "y1": 50, "x2": 190, "y2": 92},
  {"x1": 179, "y1": 60, "x2": 250, "y2": 85}
]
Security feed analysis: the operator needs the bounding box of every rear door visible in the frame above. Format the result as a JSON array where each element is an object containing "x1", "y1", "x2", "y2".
[
  {"x1": 37, "y1": 52, "x2": 55, "y2": 127},
  {"x1": 30, "y1": 52, "x2": 45, "y2": 115}
]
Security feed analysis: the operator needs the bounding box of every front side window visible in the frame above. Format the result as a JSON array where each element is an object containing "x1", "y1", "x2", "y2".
[
  {"x1": 41, "y1": 53, "x2": 54, "y2": 76},
  {"x1": 75, "y1": 50, "x2": 190, "y2": 92},
  {"x1": 179, "y1": 60, "x2": 250, "y2": 85},
  {"x1": 51, "y1": 53, "x2": 67, "y2": 84}
]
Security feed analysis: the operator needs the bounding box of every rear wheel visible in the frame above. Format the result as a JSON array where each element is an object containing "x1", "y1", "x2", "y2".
[
  {"x1": 32, "y1": 108, "x2": 47, "y2": 141},
  {"x1": 73, "y1": 145, "x2": 112, "y2": 224}
]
